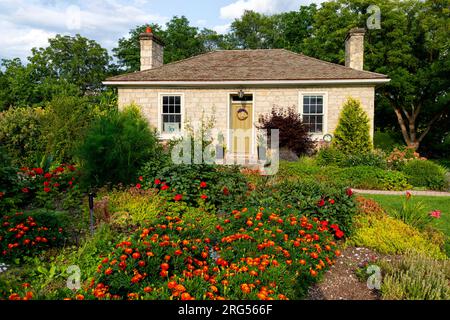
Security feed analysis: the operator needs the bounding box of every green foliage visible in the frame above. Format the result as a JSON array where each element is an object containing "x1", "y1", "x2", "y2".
[
  {"x1": 43, "y1": 96, "x2": 96, "y2": 163},
  {"x1": 390, "y1": 195, "x2": 434, "y2": 230},
  {"x1": 401, "y1": 159, "x2": 448, "y2": 191},
  {"x1": 0, "y1": 107, "x2": 47, "y2": 166},
  {"x1": 105, "y1": 188, "x2": 164, "y2": 226},
  {"x1": 141, "y1": 164, "x2": 249, "y2": 213},
  {"x1": 317, "y1": 147, "x2": 386, "y2": 169},
  {"x1": 380, "y1": 252, "x2": 450, "y2": 300},
  {"x1": 0, "y1": 147, "x2": 20, "y2": 211},
  {"x1": 29, "y1": 34, "x2": 110, "y2": 93},
  {"x1": 77, "y1": 105, "x2": 162, "y2": 187},
  {"x1": 374, "y1": 129, "x2": 403, "y2": 152},
  {"x1": 332, "y1": 98, "x2": 372, "y2": 155},
  {"x1": 0, "y1": 211, "x2": 67, "y2": 263},
  {"x1": 247, "y1": 179, "x2": 356, "y2": 236},
  {"x1": 349, "y1": 214, "x2": 447, "y2": 260}
]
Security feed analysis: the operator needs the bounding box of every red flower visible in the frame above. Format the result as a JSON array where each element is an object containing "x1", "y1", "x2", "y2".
[
  {"x1": 43, "y1": 181, "x2": 50, "y2": 187},
  {"x1": 174, "y1": 194, "x2": 183, "y2": 201},
  {"x1": 328, "y1": 199, "x2": 335, "y2": 204},
  {"x1": 200, "y1": 181, "x2": 207, "y2": 188},
  {"x1": 318, "y1": 199, "x2": 325, "y2": 207},
  {"x1": 21, "y1": 188, "x2": 29, "y2": 193},
  {"x1": 223, "y1": 187, "x2": 230, "y2": 196},
  {"x1": 43, "y1": 187, "x2": 51, "y2": 193},
  {"x1": 33, "y1": 168, "x2": 43, "y2": 175},
  {"x1": 161, "y1": 184, "x2": 169, "y2": 191},
  {"x1": 0, "y1": 192, "x2": 3, "y2": 198},
  {"x1": 154, "y1": 179, "x2": 161, "y2": 185},
  {"x1": 139, "y1": 176, "x2": 144, "y2": 182},
  {"x1": 200, "y1": 194, "x2": 208, "y2": 200},
  {"x1": 136, "y1": 183, "x2": 142, "y2": 190},
  {"x1": 335, "y1": 230, "x2": 345, "y2": 239},
  {"x1": 330, "y1": 224, "x2": 339, "y2": 231},
  {"x1": 346, "y1": 188, "x2": 353, "y2": 197},
  {"x1": 53, "y1": 183, "x2": 60, "y2": 188},
  {"x1": 44, "y1": 173, "x2": 52, "y2": 179},
  {"x1": 320, "y1": 220, "x2": 328, "y2": 227}
]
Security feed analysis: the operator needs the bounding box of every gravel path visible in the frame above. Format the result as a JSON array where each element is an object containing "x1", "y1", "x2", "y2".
[
  {"x1": 306, "y1": 247, "x2": 395, "y2": 300},
  {"x1": 352, "y1": 189, "x2": 450, "y2": 197}
]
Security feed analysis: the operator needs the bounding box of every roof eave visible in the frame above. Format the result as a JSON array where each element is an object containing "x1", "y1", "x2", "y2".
[{"x1": 103, "y1": 78, "x2": 391, "y2": 87}]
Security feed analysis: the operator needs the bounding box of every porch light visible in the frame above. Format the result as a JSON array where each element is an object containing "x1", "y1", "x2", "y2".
[{"x1": 238, "y1": 89, "x2": 245, "y2": 99}]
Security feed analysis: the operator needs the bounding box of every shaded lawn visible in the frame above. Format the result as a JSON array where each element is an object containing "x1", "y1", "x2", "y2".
[{"x1": 361, "y1": 194, "x2": 450, "y2": 254}]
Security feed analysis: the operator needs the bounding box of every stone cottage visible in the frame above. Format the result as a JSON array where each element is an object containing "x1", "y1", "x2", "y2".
[{"x1": 104, "y1": 27, "x2": 390, "y2": 158}]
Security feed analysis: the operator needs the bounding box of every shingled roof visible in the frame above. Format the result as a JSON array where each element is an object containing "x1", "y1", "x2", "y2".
[{"x1": 105, "y1": 49, "x2": 388, "y2": 83}]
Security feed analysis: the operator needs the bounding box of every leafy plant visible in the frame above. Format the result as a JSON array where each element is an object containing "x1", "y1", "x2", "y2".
[
  {"x1": 332, "y1": 98, "x2": 372, "y2": 155},
  {"x1": 257, "y1": 106, "x2": 315, "y2": 156},
  {"x1": 401, "y1": 159, "x2": 448, "y2": 191},
  {"x1": 390, "y1": 193, "x2": 441, "y2": 230},
  {"x1": 380, "y1": 252, "x2": 450, "y2": 300},
  {"x1": 77, "y1": 105, "x2": 162, "y2": 187}
]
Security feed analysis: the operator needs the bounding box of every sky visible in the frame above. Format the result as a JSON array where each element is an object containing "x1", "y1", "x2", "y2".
[{"x1": 0, "y1": 0, "x2": 322, "y2": 61}]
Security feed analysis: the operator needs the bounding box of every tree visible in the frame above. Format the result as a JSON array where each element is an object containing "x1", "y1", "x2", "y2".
[
  {"x1": 332, "y1": 98, "x2": 372, "y2": 154},
  {"x1": 29, "y1": 34, "x2": 110, "y2": 93},
  {"x1": 302, "y1": 0, "x2": 449, "y2": 152}
]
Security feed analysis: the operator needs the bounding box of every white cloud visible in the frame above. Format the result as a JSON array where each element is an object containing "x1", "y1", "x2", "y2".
[
  {"x1": 196, "y1": 19, "x2": 207, "y2": 26},
  {"x1": 0, "y1": 0, "x2": 169, "y2": 61},
  {"x1": 220, "y1": 0, "x2": 320, "y2": 20},
  {"x1": 213, "y1": 23, "x2": 231, "y2": 34}
]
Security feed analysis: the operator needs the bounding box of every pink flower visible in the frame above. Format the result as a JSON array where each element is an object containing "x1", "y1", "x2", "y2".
[{"x1": 430, "y1": 210, "x2": 441, "y2": 219}]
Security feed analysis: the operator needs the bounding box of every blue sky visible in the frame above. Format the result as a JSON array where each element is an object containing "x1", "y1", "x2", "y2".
[{"x1": 0, "y1": 0, "x2": 322, "y2": 61}]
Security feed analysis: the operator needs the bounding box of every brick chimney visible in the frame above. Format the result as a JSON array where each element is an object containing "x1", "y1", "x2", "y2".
[
  {"x1": 345, "y1": 28, "x2": 366, "y2": 70},
  {"x1": 140, "y1": 26, "x2": 164, "y2": 71}
]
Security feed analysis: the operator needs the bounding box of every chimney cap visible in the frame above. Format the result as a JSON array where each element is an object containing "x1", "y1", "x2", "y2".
[
  {"x1": 139, "y1": 31, "x2": 165, "y2": 46},
  {"x1": 346, "y1": 27, "x2": 366, "y2": 40}
]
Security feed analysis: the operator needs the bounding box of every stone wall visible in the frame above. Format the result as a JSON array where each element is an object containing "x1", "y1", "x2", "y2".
[{"x1": 117, "y1": 85, "x2": 376, "y2": 142}]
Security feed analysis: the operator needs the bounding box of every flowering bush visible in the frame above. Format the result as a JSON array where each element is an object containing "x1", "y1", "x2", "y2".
[
  {"x1": 0, "y1": 212, "x2": 66, "y2": 262},
  {"x1": 138, "y1": 164, "x2": 249, "y2": 213},
  {"x1": 0, "y1": 164, "x2": 80, "y2": 210},
  {"x1": 387, "y1": 146, "x2": 425, "y2": 170},
  {"x1": 76, "y1": 206, "x2": 342, "y2": 300}
]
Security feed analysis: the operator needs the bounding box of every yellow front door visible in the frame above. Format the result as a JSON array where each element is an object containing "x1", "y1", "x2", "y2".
[{"x1": 230, "y1": 102, "x2": 253, "y2": 154}]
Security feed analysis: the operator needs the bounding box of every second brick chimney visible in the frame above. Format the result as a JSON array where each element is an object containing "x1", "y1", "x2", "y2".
[
  {"x1": 140, "y1": 26, "x2": 164, "y2": 71},
  {"x1": 345, "y1": 28, "x2": 366, "y2": 70}
]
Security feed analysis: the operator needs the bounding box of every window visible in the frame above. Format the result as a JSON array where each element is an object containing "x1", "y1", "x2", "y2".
[
  {"x1": 302, "y1": 95, "x2": 324, "y2": 134},
  {"x1": 161, "y1": 95, "x2": 182, "y2": 134}
]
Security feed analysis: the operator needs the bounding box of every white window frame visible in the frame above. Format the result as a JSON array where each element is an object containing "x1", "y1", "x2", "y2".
[
  {"x1": 157, "y1": 93, "x2": 185, "y2": 140},
  {"x1": 298, "y1": 91, "x2": 328, "y2": 139}
]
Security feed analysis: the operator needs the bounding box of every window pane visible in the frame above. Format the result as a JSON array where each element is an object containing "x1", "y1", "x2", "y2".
[
  {"x1": 175, "y1": 96, "x2": 181, "y2": 105},
  {"x1": 175, "y1": 105, "x2": 181, "y2": 114},
  {"x1": 317, "y1": 104, "x2": 323, "y2": 114},
  {"x1": 303, "y1": 104, "x2": 310, "y2": 114},
  {"x1": 163, "y1": 105, "x2": 169, "y2": 114},
  {"x1": 303, "y1": 96, "x2": 309, "y2": 105},
  {"x1": 163, "y1": 96, "x2": 168, "y2": 105},
  {"x1": 310, "y1": 96, "x2": 317, "y2": 105},
  {"x1": 317, "y1": 96, "x2": 323, "y2": 105},
  {"x1": 310, "y1": 104, "x2": 316, "y2": 113}
]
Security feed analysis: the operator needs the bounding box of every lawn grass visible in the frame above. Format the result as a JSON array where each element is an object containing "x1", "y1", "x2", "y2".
[{"x1": 361, "y1": 193, "x2": 450, "y2": 254}]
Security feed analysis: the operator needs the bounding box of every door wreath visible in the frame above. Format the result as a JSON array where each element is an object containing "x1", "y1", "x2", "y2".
[{"x1": 237, "y1": 108, "x2": 249, "y2": 121}]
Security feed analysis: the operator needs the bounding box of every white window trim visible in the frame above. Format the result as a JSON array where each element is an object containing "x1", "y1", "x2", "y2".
[
  {"x1": 157, "y1": 93, "x2": 185, "y2": 140},
  {"x1": 298, "y1": 91, "x2": 328, "y2": 140}
]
